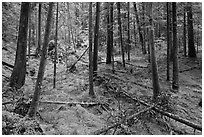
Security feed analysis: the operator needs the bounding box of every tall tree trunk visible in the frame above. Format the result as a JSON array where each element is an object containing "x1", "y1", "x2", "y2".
[
  {"x1": 147, "y1": 2, "x2": 160, "y2": 101},
  {"x1": 183, "y1": 5, "x2": 187, "y2": 57},
  {"x1": 187, "y1": 2, "x2": 196, "y2": 58},
  {"x1": 27, "y1": 2, "x2": 54, "y2": 118},
  {"x1": 88, "y1": 2, "x2": 95, "y2": 98},
  {"x1": 110, "y1": 2, "x2": 114, "y2": 63},
  {"x1": 117, "y1": 2, "x2": 125, "y2": 67},
  {"x1": 106, "y1": 3, "x2": 111, "y2": 64},
  {"x1": 93, "y1": 2, "x2": 101, "y2": 76},
  {"x1": 166, "y1": 2, "x2": 170, "y2": 81},
  {"x1": 127, "y1": 2, "x2": 130, "y2": 61},
  {"x1": 35, "y1": 3, "x2": 41, "y2": 57},
  {"x1": 133, "y1": 2, "x2": 145, "y2": 54},
  {"x1": 28, "y1": 8, "x2": 32, "y2": 59},
  {"x1": 53, "y1": 3, "x2": 58, "y2": 89},
  {"x1": 10, "y1": 2, "x2": 30, "y2": 89},
  {"x1": 133, "y1": 18, "x2": 137, "y2": 47},
  {"x1": 172, "y1": 2, "x2": 179, "y2": 90},
  {"x1": 142, "y1": 2, "x2": 146, "y2": 54}
]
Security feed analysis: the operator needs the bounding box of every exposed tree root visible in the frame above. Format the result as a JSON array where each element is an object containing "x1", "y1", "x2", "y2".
[{"x1": 2, "y1": 61, "x2": 14, "y2": 68}]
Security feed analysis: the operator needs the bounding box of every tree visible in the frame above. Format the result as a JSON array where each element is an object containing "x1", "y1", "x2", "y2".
[
  {"x1": 183, "y1": 5, "x2": 187, "y2": 57},
  {"x1": 117, "y1": 2, "x2": 125, "y2": 67},
  {"x1": 127, "y1": 2, "x2": 130, "y2": 61},
  {"x1": 9, "y1": 2, "x2": 30, "y2": 89},
  {"x1": 187, "y1": 2, "x2": 196, "y2": 58},
  {"x1": 35, "y1": 3, "x2": 42, "y2": 57},
  {"x1": 93, "y1": 2, "x2": 101, "y2": 76},
  {"x1": 147, "y1": 2, "x2": 160, "y2": 101},
  {"x1": 172, "y1": 2, "x2": 179, "y2": 90},
  {"x1": 133, "y1": 2, "x2": 146, "y2": 54},
  {"x1": 106, "y1": 2, "x2": 114, "y2": 64},
  {"x1": 88, "y1": 2, "x2": 95, "y2": 98},
  {"x1": 166, "y1": 2, "x2": 170, "y2": 81},
  {"x1": 27, "y1": 2, "x2": 54, "y2": 118},
  {"x1": 53, "y1": 3, "x2": 58, "y2": 89}
]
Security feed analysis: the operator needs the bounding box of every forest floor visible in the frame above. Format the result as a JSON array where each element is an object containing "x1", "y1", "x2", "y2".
[{"x1": 2, "y1": 42, "x2": 202, "y2": 135}]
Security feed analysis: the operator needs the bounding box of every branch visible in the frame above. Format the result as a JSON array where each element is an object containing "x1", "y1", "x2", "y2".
[
  {"x1": 179, "y1": 66, "x2": 200, "y2": 73},
  {"x1": 39, "y1": 100, "x2": 101, "y2": 107},
  {"x1": 69, "y1": 46, "x2": 89, "y2": 70},
  {"x1": 118, "y1": 89, "x2": 202, "y2": 132},
  {"x1": 92, "y1": 105, "x2": 154, "y2": 135},
  {"x1": 2, "y1": 61, "x2": 14, "y2": 68}
]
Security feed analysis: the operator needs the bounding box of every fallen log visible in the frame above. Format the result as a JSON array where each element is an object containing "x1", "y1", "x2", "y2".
[
  {"x1": 39, "y1": 100, "x2": 101, "y2": 107},
  {"x1": 118, "y1": 89, "x2": 202, "y2": 132},
  {"x1": 93, "y1": 105, "x2": 154, "y2": 135},
  {"x1": 179, "y1": 66, "x2": 200, "y2": 73},
  {"x1": 69, "y1": 46, "x2": 89, "y2": 70}
]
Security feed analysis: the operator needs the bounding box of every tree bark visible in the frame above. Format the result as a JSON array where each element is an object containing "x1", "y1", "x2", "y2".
[
  {"x1": 35, "y1": 3, "x2": 41, "y2": 57},
  {"x1": 187, "y1": 2, "x2": 196, "y2": 58},
  {"x1": 127, "y1": 2, "x2": 130, "y2": 61},
  {"x1": 133, "y1": 2, "x2": 145, "y2": 54},
  {"x1": 93, "y1": 2, "x2": 101, "y2": 76},
  {"x1": 117, "y1": 2, "x2": 125, "y2": 68},
  {"x1": 183, "y1": 5, "x2": 187, "y2": 57},
  {"x1": 53, "y1": 3, "x2": 58, "y2": 89},
  {"x1": 88, "y1": 2, "x2": 95, "y2": 98},
  {"x1": 27, "y1": 2, "x2": 54, "y2": 118},
  {"x1": 106, "y1": 3, "x2": 111, "y2": 64},
  {"x1": 166, "y1": 2, "x2": 170, "y2": 81},
  {"x1": 172, "y1": 2, "x2": 179, "y2": 90},
  {"x1": 9, "y1": 2, "x2": 30, "y2": 89},
  {"x1": 148, "y1": 2, "x2": 160, "y2": 101}
]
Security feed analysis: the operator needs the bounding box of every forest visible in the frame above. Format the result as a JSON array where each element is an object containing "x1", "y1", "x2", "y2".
[{"x1": 1, "y1": 2, "x2": 202, "y2": 135}]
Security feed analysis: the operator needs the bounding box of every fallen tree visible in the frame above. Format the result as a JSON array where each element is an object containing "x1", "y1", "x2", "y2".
[
  {"x1": 2, "y1": 61, "x2": 14, "y2": 68},
  {"x1": 69, "y1": 46, "x2": 89, "y2": 71},
  {"x1": 92, "y1": 105, "x2": 154, "y2": 135}
]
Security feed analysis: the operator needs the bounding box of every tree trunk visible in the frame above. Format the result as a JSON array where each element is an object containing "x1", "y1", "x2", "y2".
[
  {"x1": 172, "y1": 2, "x2": 179, "y2": 90},
  {"x1": 187, "y1": 2, "x2": 196, "y2": 58},
  {"x1": 147, "y1": 2, "x2": 160, "y2": 101},
  {"x1": 93, "y1": 2, "x2": 101, "y2": 76},
  {"x1": 28, "y1": 8, "x2": 32, "y2": 59},
  {"x1": 27, "y1": 2, "x2": 54, "y2": 118},
  {"x1": 142, "y1": 2, "x2": 146, "y2": 54},
  {"x1": 133, "y1": 2, "x2": 145, "y2": 54},
  {"x1": 183, "y1": 5, "x2": 187, "y2": 57},
  {"x1": 117, "y1": 2, "x2": 125, "y2": 68},
  {"x1": 166, "y1": 2, "x2": 170, "y2": 81},
  {"x1": 127, "y1": 2, "x2": 130, "y2": 61},
  {"x1": 53, "y1": 3, "x2": 58, "y2": 89},
  {"x1": 106, "y1": 3, "x2": 111, "y2": 64},
  {"x1": 88, "y1": 2, "x2": 95, "y2": 98},
  {"x1": 9, "y1": 2, "x2": 30, "y2": 89},
  {"x1": 133, "y1": 18, "x2": 137, "y2": 47},
  {"x1": 35, "y1": 3, "x2": 41, "y2": 57}
]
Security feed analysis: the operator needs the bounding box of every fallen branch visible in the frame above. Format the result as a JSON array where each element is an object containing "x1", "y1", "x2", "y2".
[
  {"x1": 179, "y1": 66, "x2": 200, "y2": 73},
  {"x1": 2, "y1": 101, "x2": 14, "y2": 105},
  {"x1": 2, "y1": 61, "x2": 14, "y2": 68},
  {"x1": 39, "y1": 100, "x2": 101, "y2": 107},
  {"x1": 118, "y1": 89, "x2": 202, "y2": 132},
  {"x1": 125, "y1": 62, "x2": 148, "y2": 68},
  {"x1": 69, "y1": 46, "x2": 89, "y2": 70},
  {"x1": 93, "y1": 105, "x2": 154, "y2": 135}
]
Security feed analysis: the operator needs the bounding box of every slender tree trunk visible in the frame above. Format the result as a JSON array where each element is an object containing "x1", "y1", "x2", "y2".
[
  {"x1": 27, "y1": 2, "x2": 54, "y2": 118},
  {"x1": 148, "y1": 2, "x2": 160, "y2": 101},
  {"x1": 187, "y1": 2, "x2": 196, "y2": 58},
  {"x1": 93, "y1": 2, "x2": 101, "y2": 76},
  {"x1": 133, "y1": 2, "x2": 145, "y2": 54},
  {"x1": 117, "y1": 2, "x2": 125, "y2": 67},
  {"x1": 142, "y1": 2, "x2": 146, "y2": 54},
  {"x1": 53, "y1": 3, "x2": 58, "y2": 89},
  {"x1": 172, "y1": 2, "x2": 179, "y2": 90},
  {"x1": 88, "y1": 2, "x2": 95, "y2": 98},
  {"x1": 127, "y1": 2, "x2": 130, "y2": 61},
  {"x1": 28, "y1": 8, "x2": 32, "y2": 59},
  {"x1": 35, "y1": 3, "x2": 41, "y2": 57},
  {"x1": 183, "y1": 5, "x2": 187, "y2": 57},
  {"x1": 10, "y1": 2, "x2": 30, "y2": 89},
  {"x1": 106, "y1": 3, "x2": 111, "y2": 64},
  {"x1": 166, "y1": 2, "x2": 170, "y2": 81},
  {"x1": 133, "y1": 18, "x2": 137, "y2": 47}
]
